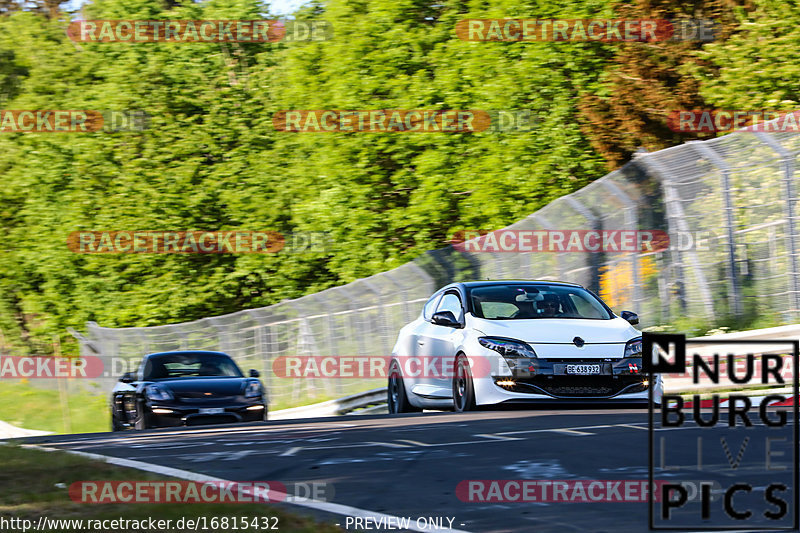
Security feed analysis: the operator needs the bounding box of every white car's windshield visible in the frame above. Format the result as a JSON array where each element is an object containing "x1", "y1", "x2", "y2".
[{"x1": 468, "y1": 284, "x2": 613, "y2": 320}]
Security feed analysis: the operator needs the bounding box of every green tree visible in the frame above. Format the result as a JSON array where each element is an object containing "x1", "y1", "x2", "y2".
[
  {"x1": 579, "y1": 0, "x2": 751, "y2": 169},
  {"x1": 691, "y1": 0, "x2": 800, "y2": 109}
]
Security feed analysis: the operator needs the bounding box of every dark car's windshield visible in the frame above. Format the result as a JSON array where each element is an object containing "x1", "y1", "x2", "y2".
[
  {"x1": 468, "y1": 284, "x2": 613, "y2": 320},
  {"x1": 143, "y1": 352, "x2": 243, "y2": 380}
]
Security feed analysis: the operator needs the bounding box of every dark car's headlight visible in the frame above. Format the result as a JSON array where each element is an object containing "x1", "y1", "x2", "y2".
[
  {"x1": 244, "y1": 381, "x2": 262, "y2": 398},
  {"x1": 479, "y1": 337, "x2": 537, "y2": 359},
  {"x1": 145, "y1": 384, "x2": 173, "y2": 401},
  {"x1": 624, "y1": 337, "x2": 642, "y2": 358}
]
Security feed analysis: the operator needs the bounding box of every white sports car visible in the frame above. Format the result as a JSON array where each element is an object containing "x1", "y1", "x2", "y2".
[{"x1": 387, "y1": 280, "x2": 662, "y2": 413}]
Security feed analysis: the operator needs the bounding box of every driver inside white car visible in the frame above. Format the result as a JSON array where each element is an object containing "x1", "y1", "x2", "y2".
[{"x1": 537, "y1": 296, "x2": 561, "y2": 317}]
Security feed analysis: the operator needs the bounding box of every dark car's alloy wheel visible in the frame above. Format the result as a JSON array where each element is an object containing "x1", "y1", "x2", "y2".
[
  {"x1": 453, "y1": 354, "x2": 476, "y2": 412},
  {"x1": 387, "y1": 361, "x2": 421, "y2": 414},
  {"x1": 134, "y1": 402, "x2": 152, "y2": 430}
]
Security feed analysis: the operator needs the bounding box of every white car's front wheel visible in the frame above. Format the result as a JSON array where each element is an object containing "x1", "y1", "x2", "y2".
[{"x1": 453, "y1": 354, "x2": 476, "y2": 412}]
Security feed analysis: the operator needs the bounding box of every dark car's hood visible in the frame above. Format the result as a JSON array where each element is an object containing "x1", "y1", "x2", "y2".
[{"x1": 153, "y1": 378, "x2": 247, "y2": 396}]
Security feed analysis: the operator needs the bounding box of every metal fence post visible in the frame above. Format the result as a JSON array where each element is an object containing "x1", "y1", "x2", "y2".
[
  {"x1": 520, "y1": 215, "x2": 538, "y2": 280},
  {"x1": 254, "y1": 324, "x2": 269, "y2": 388},
  {"x1": 600, "y1": 180, "x2": 642, "y2": 315},
  {"x1": 564, "y1": 195, "x2": 601, "y2": 294},
  {"x1": 320, "y1": 306, "x2": 343, "y2": 395},
  {"x1": 532, "y1": 213, "x2": 565, "y2": 280},
  {"x1": 638, "y1": 155, "x2": 715, "y2": 319},
  {"x1": 691, "y1": 142, "x2": 743, "y2": 318},
  {"x1": 406, "y1": 262, "x2": 436, "y2": 298},
  {"x1": 361, "y1": 278, "x2": 392, "y2": 357},
  {"x1": 331, "y1": 287, "x2": 367, "y2": 356},
  {"x1": 754, "y1": 132, "x2": 800, "y2": 320},
  {"x1": 382, "y1": 270, "x2": 411, "y2": 323}
]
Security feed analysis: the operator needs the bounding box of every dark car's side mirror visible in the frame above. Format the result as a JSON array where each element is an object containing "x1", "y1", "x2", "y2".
[
  {"x1": 119, "y1": 371, "x2": 134, "y2": 383},
  {"x1": 431, "y1": 310, "x2": 462, "y2": 328},
  {"x1": 249, "y1": 369, "x2": 260, "y2": 378},
  {"x1": 621, "y1": 311, "x2": 639, "y2": 325}
]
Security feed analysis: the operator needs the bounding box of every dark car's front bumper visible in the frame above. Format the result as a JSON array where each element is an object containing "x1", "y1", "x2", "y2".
[{"x1": 146, "y1": 399, "x2": 267, "y2": 427}]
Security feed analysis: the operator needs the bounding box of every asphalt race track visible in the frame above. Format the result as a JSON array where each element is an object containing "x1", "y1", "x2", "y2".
[{"x1": 22, "y1": 408, "x2": 798, "y2": 533}]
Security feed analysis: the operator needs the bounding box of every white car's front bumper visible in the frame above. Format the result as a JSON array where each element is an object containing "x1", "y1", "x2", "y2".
[{"x1": 471, "y1": 373, "x2": 663, "y2": 405}]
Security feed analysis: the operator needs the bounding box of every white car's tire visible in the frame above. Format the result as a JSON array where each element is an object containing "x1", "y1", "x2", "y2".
[{"x1": 453, "y1": 354, "x2": 476, "y2": 412}]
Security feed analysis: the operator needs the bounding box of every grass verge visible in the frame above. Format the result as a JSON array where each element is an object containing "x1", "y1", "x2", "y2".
[
  {"x1": 0, "y1": 379, "x2": 383, "y2": 435},
  {"x1": 0, "y1": 444, "x2": 342, "y2": 532},
  {"x1": 0, "y1": 381, "x2": 107, "y2": 434}
]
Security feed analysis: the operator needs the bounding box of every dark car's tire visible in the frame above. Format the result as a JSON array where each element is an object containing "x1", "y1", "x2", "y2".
[
  {"x1": 134, "y1": 402, "x2": 153, "y2": 430},
  {"x1": 453, "y1": 354, "x2": 476, "y2": 412},
  {"x1": 388, "y1": 361, "x2": 421, "y2": 414},
  {"x1": 111, "y1": 414, "x2": 123, "y2": 432}
]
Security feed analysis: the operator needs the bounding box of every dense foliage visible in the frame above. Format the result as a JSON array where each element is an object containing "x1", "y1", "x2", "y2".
[{"x1": 0, "y1": 0, "x2": 789, "y2": 354}]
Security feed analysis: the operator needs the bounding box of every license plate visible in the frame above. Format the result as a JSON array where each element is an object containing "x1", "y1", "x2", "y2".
[
  {"x1": 199, "y1": 407, "x2": 225, "y2": 414},
  {"x1": 565, "y1": 364, "x2": 601, "y2": 375}
]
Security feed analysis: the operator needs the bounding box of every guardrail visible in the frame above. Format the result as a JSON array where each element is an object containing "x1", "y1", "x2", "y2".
[
  {"x1": 688, "y1": 324, "x2": 800, "y2": 343},
  {"x1": 269, "y1": 388, "x2": 387, "y2": 420}
]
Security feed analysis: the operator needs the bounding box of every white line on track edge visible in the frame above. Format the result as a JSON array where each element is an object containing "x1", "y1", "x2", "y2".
[{"x1": 24, "y1": 444, "x2": 472, "y2": 533}]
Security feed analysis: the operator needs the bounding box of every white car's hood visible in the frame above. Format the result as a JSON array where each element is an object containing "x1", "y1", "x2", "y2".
[{"x1": 469, "y1": 316, "x2": 639, "y2": 344}]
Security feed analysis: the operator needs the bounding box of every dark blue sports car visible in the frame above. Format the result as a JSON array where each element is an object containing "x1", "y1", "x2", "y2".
[{"x1": 110, "y1": 350, "x2": 267, "y2": 430}]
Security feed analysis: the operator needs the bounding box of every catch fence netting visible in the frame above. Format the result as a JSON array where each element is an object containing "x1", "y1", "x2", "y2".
[{"x1": 67, "y1": 126, "x2": 800, "y2": 409}]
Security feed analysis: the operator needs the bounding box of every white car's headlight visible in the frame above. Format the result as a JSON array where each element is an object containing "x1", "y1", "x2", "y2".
[
  {"x1": 479, "y1": 337, "x2": 537, "y2": 359},
  {"x1": 244, "y1": 381, "x2": 262, "y2": 398},
  {"x1": 624, "y1": 337, "x2": 642, "y2": 358},
  {"x1": 479, "y1": 337, "x2": 537, "y2": 377},
  {"x1": 145, "y1": 384, "x2": 173, "y2": 401}
]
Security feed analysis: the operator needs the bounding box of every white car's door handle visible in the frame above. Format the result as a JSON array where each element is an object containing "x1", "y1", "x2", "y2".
[{"x1": 417, "y1": 341, "x2": 425, "y2": 345}]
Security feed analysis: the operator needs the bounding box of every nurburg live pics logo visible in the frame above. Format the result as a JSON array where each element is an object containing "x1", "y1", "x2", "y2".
[{"x1": 644, "y1": 332, "x2": 799, "y2": 530}]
